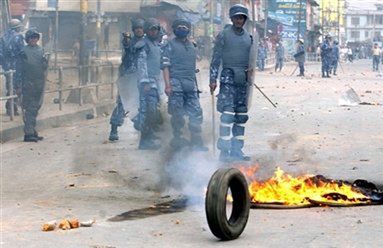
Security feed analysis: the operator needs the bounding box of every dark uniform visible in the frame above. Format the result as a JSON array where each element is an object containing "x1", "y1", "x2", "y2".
[
  {"x1": 16, "y1": 29, "x2": 48, "y2": 142},
  {"x1": 109, "y1": 19, "x2": 145, "y2": 141},
  {"x1": 210, "y1": 4, "x2": 253, "y2": 161},
  {"x1": 0, "y1": 19, "x2": 24, "y2": 116},
  {"x1": 161, "y1": 19, "x2": 207, "y2": 151},
  {"x1": 321, "y1": 35, "x2": 332, "y2": 78},
  {"x1": 135, "y1": 18, "x2": 162, "y2": 150}
]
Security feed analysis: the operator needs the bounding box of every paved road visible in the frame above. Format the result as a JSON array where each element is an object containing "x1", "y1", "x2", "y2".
[{"x1": 2, "y1": 60, "x2": 383, "y2": 247}]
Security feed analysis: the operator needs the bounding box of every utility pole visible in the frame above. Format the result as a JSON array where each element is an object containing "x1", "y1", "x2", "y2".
[
  {"x1": 54, "y1": 0, "x2": 59, "y2": 70},
  {"x1": 96, "y1": 0, "x2": 101, "y2": 58},
  {"x1": 251, "y1": 0, "x2": 256, "y2": 36},
  {"x1": 264, "y1": 0, "x2": 268, "y2": 38},
  {"x1": 79, "y1": 0, "x2": 88, "y2": 84},
  {"x1": 297, "y1": 0, "x2": 303, "y2": 40},
  {"x1": 337, "y1": 0, "x2": 340, "y2": 42},
  {"x1": 209, "y1": 0, "x2": 214, "y2": 58}
]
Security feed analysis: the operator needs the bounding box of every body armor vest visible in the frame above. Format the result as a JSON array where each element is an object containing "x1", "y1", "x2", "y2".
[
  {"x1": 145, "y1": 38, "x2": 161, "y2": 80},
  {"x1": 22, "y1": 45, "x2": 46, "y2": 82},
  {"x1": 168, "y1": 38, "x2": 196, "y2": 79},
  {"x1": 222, "y1": 26, "x2": 252, "y2": 70}
]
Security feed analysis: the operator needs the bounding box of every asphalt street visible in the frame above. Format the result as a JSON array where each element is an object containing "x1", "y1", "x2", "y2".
[{"x1": 1, "y1": 60, "x2": 383, "y2": 247}]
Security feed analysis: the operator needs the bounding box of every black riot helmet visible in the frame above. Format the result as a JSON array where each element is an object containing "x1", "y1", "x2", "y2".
[
  {"x1": 144, "y1": 18, "x2": 160, "y2": 33},
  {"x1": 25, "y1": 29, "x2": 40, "y2": 42},
  {"x1": 172, "y1": 18, "x2": 191, "y2": 30},
  {"x1": 144, "y1": 18, "x2": 160, "y2": 40},
  {"x1": 229, "y1": 4, "x2": 249, "y2": 19},
  {"x1": 131, "y1": 18, "x2": 145, "y2": 31}
]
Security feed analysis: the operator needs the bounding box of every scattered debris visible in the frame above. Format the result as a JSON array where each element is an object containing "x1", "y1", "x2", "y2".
[
  {"x1": 338, "y1": 87, "x2": 361, "y2": 106},
  {"x1": 86, "y1": 113, "x2": 95, "y2": 120},
  {"x1": 359, "y1": 102, "x2": 381, "y2": 106},
  {"x1": 58, "y1": 219, "x2": 71, "y2": 230},
  {"x1": 41, "y1": 218, "x2": 94, "y2": 232},
  {"x1": 80, "y1": 219, "x2": 96, "y2": 227},
  {"x1": 41, "y1": 221, "x2": 56, "y2": 232}
]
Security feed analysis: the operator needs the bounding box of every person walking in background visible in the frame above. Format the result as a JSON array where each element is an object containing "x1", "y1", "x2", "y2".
[
  {"x1": 16, "y1": 29, "x2": 48, "y2": 142},
  {"x1": 294, "y1": 39, "x2": 305, "y2": 77},
  {"x1": 347, "y1": 46, "x2": 353, "y2": 63},
  {"x1": 275, "y1": 41, "x2": 284, "y2": 72},
  {"x1": 372, "y1": 43, "x2": 381, "y2": 72},
  {"x1": 257, "y1": 41, "x2": 267, "y2": 71}
]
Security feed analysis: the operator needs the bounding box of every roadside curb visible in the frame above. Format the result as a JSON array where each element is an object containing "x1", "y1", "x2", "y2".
[{"x1": 0, "y1": 102, "x2": 115, "y2": 143}]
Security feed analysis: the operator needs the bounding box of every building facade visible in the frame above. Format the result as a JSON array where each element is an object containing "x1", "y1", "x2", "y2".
[{"x1": 345, "y1": 7, "x2": 383, "y2": 43}]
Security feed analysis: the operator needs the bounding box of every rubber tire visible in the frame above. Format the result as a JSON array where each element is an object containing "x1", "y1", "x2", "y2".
[{"x1": 205, "y1": 168, "x2": 250, "y2": 240}]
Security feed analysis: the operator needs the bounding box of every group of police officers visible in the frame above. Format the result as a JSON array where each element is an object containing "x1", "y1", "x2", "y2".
[
  {"x1": 109, "y1": 4, "x2": 253, "y2": 161},
  {"x1": 0, "y1": 3, "x2": 342, "y2": 161},
  {"x1": 0, "y1": 19, "x2": 48, "y2": 142}
]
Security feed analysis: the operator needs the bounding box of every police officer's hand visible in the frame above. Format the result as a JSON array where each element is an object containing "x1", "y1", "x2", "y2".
[
  {"x1": 122, "y1": 32, "x2": 131, "y2": 46},
  {"x1": 209, "y1": 80, "x2": 217, "y2": 94},
  {"x1": 165, "y1": 85, "x2": 172, "y2": 96}
]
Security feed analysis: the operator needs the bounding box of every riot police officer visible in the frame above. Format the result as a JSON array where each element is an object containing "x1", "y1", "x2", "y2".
[
  {"x1": 17, "y1": 29, "x2": 48, "y2": 142},
  {"x1": 161, "y1": 19, "x2": 208, "y2": 151},
  {"x1": 134, "y1": 18, "x2": 162, "y2": 150},
  {"x1": 0, "y1": 19, "x2": 24, "y2": 116},
  {"x1": 210, "y1": 4, "x2": 253, "y2": 161},
  {"x1": 321, "y1": 34, "x2": 332, "y2": 78},
  {"x1": 109, "y1": 18, "x2": 145, "y2": 141}
]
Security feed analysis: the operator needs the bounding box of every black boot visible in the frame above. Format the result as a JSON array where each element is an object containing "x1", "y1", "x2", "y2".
[
  {"x1": 33, "y1": 132, "x2": 44, "y2": 141},
  {"x1": 109, "y1": 125, "x2": 119, "y2": 141},
  {"x1": 170, "y1": 136, "x2": 189, "y2": 150},
  {"x1": 219, "y1": 150, "x2": 231, "y2": 162},
  {"x1": 139, "y1": 134, "x2": 160, "y2": 150},
  {"x1": 24, "y1": 135, "x2": 38, "y2": 142},
  {"x1": 230, "y1": 149, "x2": 251, "y2": 161}
]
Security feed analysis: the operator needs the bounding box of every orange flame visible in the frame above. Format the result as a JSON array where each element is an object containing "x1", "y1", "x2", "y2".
[{"x1": 240, "y1": 167, "x2": 369, "y2": 206}]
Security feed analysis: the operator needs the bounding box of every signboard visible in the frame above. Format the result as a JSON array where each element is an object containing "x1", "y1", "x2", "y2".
[{"x1": 268, "y1": 0, "x2": 307, "y2": 52}]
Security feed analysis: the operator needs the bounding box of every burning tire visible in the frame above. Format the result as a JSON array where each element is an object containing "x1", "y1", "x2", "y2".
[{"x1": 205, "y1": 168, "x2": 250, "y2": 240}]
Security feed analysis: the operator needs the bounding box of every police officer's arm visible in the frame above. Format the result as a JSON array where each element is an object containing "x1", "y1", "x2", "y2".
[
  {"x1": 15, "y1": 49, "x2": 27, "y2": 94},
  {"x1": 161, "y1": 42, "x2": 172, "y2": 96},
  {"x1": 209, "y1": 32, "x2": 224, "y2": 93}
]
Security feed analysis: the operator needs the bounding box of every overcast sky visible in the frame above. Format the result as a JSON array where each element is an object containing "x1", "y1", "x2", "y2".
[{"x1": 346, "y1": 0, "x2": 383, "y2": 10}]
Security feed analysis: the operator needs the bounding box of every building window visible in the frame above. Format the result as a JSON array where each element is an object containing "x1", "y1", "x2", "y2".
[
  {"x1": 48, "y1": 0, "x2": 56, "y2": 8},
  {"x1": 365, "y1": 31, "x2": 369, "y2": 38},
  {"x1": 351, "y1": 31, "x2": 360, "y2": 39},
  {"x1": 351, "y1": 17, "x2": 360, "y2": 26},
  {"x1": 376, "y1": 15, "x2": 383, "y2": 25}
]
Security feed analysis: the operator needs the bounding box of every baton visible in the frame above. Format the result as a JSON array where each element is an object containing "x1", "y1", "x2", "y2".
[
  {"x1": 253, "y1": 83, "x2": 277, "y2": 108},
  {"x1": 290, "y1": 65, "x2": 298, "y2": 76},
  {"x1": 211, "y1": 92, "x2": 216, "y2": 156},
  {"x1": 338, "y1": 60, "x2": 345, "y2": 73}
]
